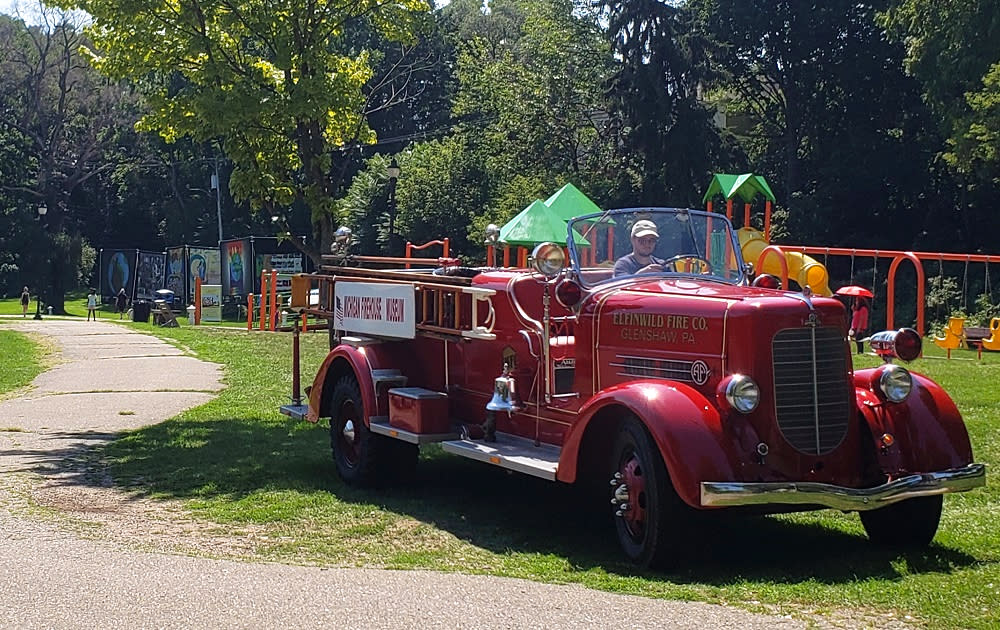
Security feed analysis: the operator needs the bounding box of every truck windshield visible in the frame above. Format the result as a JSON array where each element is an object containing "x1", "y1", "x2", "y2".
[{"x1": 567, "y1": 208, "x2": 746, "y2": 288}]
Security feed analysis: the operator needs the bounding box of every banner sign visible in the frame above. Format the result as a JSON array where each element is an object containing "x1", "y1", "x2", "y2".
[
  {"x1": 256, "y1": 252, "x2": 303, "y2": 292},
  {"x1": 201, "y1": 284, "x2": 222, "y2": 322},
  {"x1": 188, "y1": 247, "x2": 221, "y2": 303},
  {"x1": 100, "y1": 249, "x2": 137, "y2": 303},
  {"x1": 166, "y1": 247, "x2": 187, "y2": 303},
  {"x1": 135, "y1": 251, "x2": 166, "y2": 301},
  {"x1": 221, "y1": 238, "x2": 252, "y2": 296},
  {"x1": 334, "y1": 282, "x2": 415, "y2": 339}
]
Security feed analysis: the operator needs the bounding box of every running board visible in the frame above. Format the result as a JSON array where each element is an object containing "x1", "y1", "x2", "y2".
[
  {"x1": 370, "y1": 418, "x2": 459, "y2": 444},
  {"x1": 441, "y1": 432, "x2": 560, "y2": 481}
]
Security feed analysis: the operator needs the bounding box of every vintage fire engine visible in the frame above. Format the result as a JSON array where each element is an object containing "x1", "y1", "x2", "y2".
[{"x1": 281, "y1": 207, "x2": 985, "y2": 567}]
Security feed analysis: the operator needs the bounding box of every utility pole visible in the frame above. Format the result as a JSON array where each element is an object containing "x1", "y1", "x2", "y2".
[{"x1": 210, "y1": 156, "x2": 223, "y2": 243}]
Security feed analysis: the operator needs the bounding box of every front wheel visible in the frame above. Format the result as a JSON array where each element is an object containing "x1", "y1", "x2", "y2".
[
  {"x1": 608, "y1": 417, "x2": 685, "y2": 568},
  {"x1": 859, "y1": 495, "x2": 943, "y2": 548}
]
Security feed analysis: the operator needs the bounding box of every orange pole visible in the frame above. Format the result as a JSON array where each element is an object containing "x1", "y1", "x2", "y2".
[
  {"x1": 195, "y1": 277, "x2": 202, "y2": 325},
  {"x1": 247, "y1": 293, "x2": 253, "y2": 330},
  {"x1": 487, "y1": 244, "x2": 495, "y2": 267},
  {"x1": 405, "y1": 242, "x2": 413, "y2": 269},
  {"x1": 886, "y1": 253, "x2": 926, "y2": 336},
  {"x1": 258, "y1": 271, "x2": 267, "y2": 331},
  {"x1": 726, "y1": 199, "x2": 733, "y2": 220},
  {"x1": 442, "y1": 238, "x2": 450, "y2": 258},
  {"x1": 302, "y1": 312, "x2": 308, "y2": 333},
  {"x1": 503, "y1": 246, "x2": 510, "y2": 267},
  {"x1": 269, "y1": 269, "x2": 278, "y2": 331},
  {"x1": 764, "y1": 201, "x2": 772, "y2": 241},
  {"x1": 706, "y1": 200, "x2": 713, "y2": 213},
  {"x1": 744, "y1": 203, "x2": 751, "y2": 228}
]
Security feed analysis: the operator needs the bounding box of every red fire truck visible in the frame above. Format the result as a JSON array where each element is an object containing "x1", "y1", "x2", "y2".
[{"x1": 281, "y1": 207, "x2": 985, "y2": 567}]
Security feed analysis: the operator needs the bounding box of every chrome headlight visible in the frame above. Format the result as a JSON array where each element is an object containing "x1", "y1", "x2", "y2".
[
  {"x1": 725, "y1": 374, "x2": 760, "y2": 413},
  {"x1": 878, "y1": 364, "x2": 913, "y2": 403}
]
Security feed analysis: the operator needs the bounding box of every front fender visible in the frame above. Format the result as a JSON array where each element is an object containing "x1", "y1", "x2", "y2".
[
  {"x1": 557, "y1": 380, "x2": 743, "y2": 508},
  {"x1": 854, "y1": 367, "x2": 974, "y2": 475},
  {"x1": 306, "y1": 345, "x2": 375, "y2": 424}
]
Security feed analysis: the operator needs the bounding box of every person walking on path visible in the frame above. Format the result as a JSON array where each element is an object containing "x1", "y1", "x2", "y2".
[
  {"x1": 849, "y1": 297, "x2": 870, "y2": 354},
  {"x1": 19, "y1": 286, "x2": 30, "y2": 317},
  {"x1": 86, "y1": 288, "x2": 98, "y2": 321},
  {"x1": 115, "y1": 287, "x2": 129, "y2": 319}
]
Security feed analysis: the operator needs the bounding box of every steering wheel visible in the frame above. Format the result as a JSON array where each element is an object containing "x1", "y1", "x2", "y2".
[{"x1": 662, "y1": 254, "x2": 714, "y2": 275}]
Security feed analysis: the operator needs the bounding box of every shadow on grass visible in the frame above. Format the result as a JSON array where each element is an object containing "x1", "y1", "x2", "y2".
[{"x1": 85, "y1": 416, "x2": 978, "y2": 583}]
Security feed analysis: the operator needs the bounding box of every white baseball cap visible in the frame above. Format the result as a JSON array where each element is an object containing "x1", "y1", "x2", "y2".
[{"x1": 631, "y1": 219, "x2": 659, "y2": 239}]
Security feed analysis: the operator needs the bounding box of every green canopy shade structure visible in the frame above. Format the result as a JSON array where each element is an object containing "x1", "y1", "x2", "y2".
[
  {"x1": 702, "y1": 173, "x2": 775, "y2": 204},
  {"x1": 544, "y1": 182, "x2": 604, "y2": 222},
  {"x1": 703, "y1": 172, "x2": 777, "y2": 240},
  {"x1": 500, "y1": 200, "x2": 590, "y2": 247}
]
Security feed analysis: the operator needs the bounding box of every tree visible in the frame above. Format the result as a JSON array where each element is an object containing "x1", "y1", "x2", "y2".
[
  {"x1": 597, "y1": 0, "x2": 731, "y2": 206},
  {"x1": 692, "y1": 0, "x2": 946, "y2": 249},
  {"x1": 880, "y1": 0, "x2": 1000, "y2": 189},
  {"x1": 0, "y1": 10, "x2": 128, "y2": 312},
  {"x1": 62, "y1": 0, "x2": 432, "y2": 265}
]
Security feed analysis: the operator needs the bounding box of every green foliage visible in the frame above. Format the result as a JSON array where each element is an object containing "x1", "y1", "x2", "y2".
[
  {"x1": 969, "y1": 292, "x2": 1000, "y2": 328},
  {"x1": 62, "y1": 0, "x2": 431, "y2": 250},
  {"x1": 926, "y1": 274, "x2": 962, "y2": 328},
  {"x1": 396, "y1": 136, "x2": 490, "y2": 257},
  {"x1": 599, "y1": 0, "x2": 732, "y2": 206}
]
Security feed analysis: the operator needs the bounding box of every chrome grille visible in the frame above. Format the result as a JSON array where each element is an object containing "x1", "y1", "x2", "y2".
[
  {"x1": 613, "y1": 355, "x2": 696, "y2": 382},
  {"x1": 772, "y1": 326, "x2": 850, "y2": 455}
]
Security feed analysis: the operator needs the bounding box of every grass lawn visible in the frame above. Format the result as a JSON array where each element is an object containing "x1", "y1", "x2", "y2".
[
  {"x1": 30, "y1": 319, "x2": 1000, "y2": 628},
  {"x1": 0, "y1": 329, "x2": 47, "y2": 399}
]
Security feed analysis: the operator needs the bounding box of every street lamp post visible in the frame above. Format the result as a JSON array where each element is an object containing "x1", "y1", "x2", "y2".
[
  {"x1": 33, "y1": 203, "x2": 47, "y2": 320},
  {"x1": 210, "y1": 156, "x2": 224, "y2": 243},
  {"x1": 386, "y1": 158, "x2": 401, "y2": 245}
]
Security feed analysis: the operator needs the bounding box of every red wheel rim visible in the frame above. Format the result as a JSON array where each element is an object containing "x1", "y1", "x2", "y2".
[
  {"x1": 338, "y1": 399, "x2": 360, "y2": 467},
  {"x1": 620, "y1": 453, "x2": 647, "y2": 540}
]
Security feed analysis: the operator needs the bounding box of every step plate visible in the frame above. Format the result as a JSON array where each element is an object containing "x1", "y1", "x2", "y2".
[
  {"x1": 441, "y1": 433, "x2": 560, "y2": 481},
  {"x1": 370, "y1": 419, "x2": 459, "y2": 445},
  {"x1": 279, "y1": 404, "x2": 309, "y2": 420}
]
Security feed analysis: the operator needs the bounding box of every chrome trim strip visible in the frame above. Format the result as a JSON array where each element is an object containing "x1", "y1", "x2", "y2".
[{"x1": 700, "y1": 463, "x2": 986, "y2": 511}]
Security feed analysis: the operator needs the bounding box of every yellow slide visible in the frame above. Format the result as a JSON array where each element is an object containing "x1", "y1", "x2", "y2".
[{"x1": 738, "y1": 227, "x2": 832, "y2": 296}]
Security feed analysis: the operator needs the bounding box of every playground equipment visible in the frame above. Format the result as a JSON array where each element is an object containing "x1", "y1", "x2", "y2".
[
  {"x1": 738, "y1": 227, "x2": 832, "y2": 296},
  {"x1": 981, "y1": 318, "x2": 1000, "y2": 351},
  {"x1": 933, "y1": 316, "x2": 966, "y2": 358}
]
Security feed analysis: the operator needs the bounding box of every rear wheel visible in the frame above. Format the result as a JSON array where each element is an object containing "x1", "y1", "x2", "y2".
[
  {"x1": 329, "y1": 376, "x2": 382, "y2": 486},
  {"x1": 609, "y1": 417, "x2": 685, "y2": 567},
  {"x1": 860, "y1": 495, "x2": 942, "y2": 547}
]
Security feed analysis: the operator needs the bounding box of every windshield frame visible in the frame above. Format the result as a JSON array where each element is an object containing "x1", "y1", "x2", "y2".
[{"x1": 566, "y1": 207, "x2": 748, "y2": 288}]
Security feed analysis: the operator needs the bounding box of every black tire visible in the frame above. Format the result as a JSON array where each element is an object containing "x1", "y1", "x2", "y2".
[
  {"x1": 609, "y1": 417, "x2": 685, "y2": 568},
  {"x1": 329, "y1": 376, "x2": 382, "y2": 487},
  {"x1": 859, "y1": 495, "x2": 943, "y2": 548}
]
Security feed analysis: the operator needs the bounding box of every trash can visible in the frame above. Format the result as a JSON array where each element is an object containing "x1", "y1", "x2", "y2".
[
  {"x1": 132, "y1": 300, "x2": 150, "y2": 323},
  {"x1": 154, "y1": 289, "x2": 175, "y2": 306}
]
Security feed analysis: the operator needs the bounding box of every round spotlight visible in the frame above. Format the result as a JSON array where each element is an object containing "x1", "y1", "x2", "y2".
[{"x1": 531, "y1": 242, "x2": 565, "y2": 279}]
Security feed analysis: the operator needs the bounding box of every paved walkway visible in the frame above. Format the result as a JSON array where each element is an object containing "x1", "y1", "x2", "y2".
[{"x1": 0, "y1": 319, "x2": 821, "y2": 629}]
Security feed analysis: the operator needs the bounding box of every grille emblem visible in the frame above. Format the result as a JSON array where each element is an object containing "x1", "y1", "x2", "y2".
[
  {"x1": 690, "y1": 360, "x2": 710, "y2": 385},
  {"x1": 805, "y1": 313, "x2": 819, "y2": 327}
]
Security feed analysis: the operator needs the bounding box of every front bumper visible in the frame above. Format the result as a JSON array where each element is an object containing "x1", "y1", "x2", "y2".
[{"x1": 700, "y1": 463, "x2": 986, "y2": 511}]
